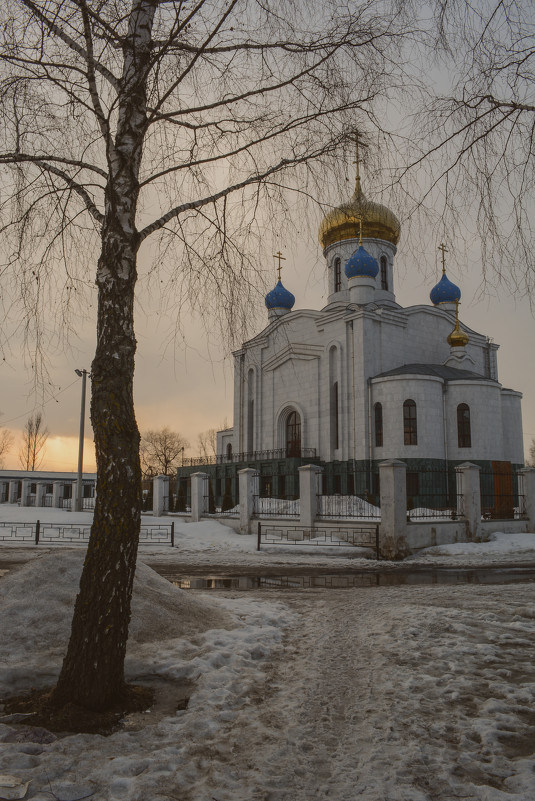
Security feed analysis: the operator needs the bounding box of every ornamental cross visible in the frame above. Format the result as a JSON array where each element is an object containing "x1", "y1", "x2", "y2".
[
  {"x1": 273, "y1": 251, "x2": 286, "y2": 280},
  {"x1": 353, "y1": 131, "x2": 368, "y2": 193},
  {"x1": 438, "y1": 242, "x2": 448, "y2": 274}
]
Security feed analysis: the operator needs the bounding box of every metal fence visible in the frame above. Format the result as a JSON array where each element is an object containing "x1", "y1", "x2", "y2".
[
  {"x1": 406, "y1": 468, "x2": 456, "y2": 520},
  {"x1": 182, "y1": 447, "x2": 317, "y2": 467},
  {"x1": 252, "y1": 472, "x2": 300, "y2": 517},
  {"x1": 257, "y1": 522, "x2": 379, "y2": 557},
  {"x1": 480, "y1": 464, "x2": 526, "y2": 521},
  {"x1": 0, "y1": 520, "x2": 176, "y2": 546},
  {"x1": 317, "y1": 494, "x2": 381, "y2": 520}
]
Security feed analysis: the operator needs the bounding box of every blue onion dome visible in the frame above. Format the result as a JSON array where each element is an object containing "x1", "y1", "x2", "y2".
[
  {"x1": 430, "y1": 273, "x2": 461, "y2": 305},
  {"x1": 344, "y1": 245, "x2": 379, "y2": 279},
  {"x1": 265, "y1": 279, "x2": 295, "y2": 310}
]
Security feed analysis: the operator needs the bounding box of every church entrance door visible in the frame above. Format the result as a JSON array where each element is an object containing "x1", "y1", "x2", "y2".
[{"x1": 286, "y1": 411, "x2": 301, "y2": 457}]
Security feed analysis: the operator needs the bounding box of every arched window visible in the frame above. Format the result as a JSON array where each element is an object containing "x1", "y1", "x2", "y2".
[
  {"x1": 374, "y1": 402, "x2": 383, "y2": 447},
  {"x1": 380, "y1": 256, "x2": 388, "y2": 290},
  {"x1": 403, "y1": 399, "x2": 417, "y2": 445},
  {"x1": 334, "y1": 257, "x2": 342, "y2": 293},
  {"x1": 286, "y1": 410, "x2": 301, "y2": 457},
  {"x1": 226, "y1": 443, "x2": 233, "y2": 461},
  {"x1": 457, "y1": 403, "x2": 471, "y2": 448},
  {"x1": 331, "y1": 381, "x2": 339, "y2": 450}
]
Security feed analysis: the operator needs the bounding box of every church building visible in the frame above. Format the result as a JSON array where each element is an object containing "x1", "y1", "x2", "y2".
[{"x1": 182, "y1": 154, "x2": 524, "y2": 508}]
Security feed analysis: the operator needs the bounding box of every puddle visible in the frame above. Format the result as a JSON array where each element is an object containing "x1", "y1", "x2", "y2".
[{"x1": 166, "y1": 567, "x2": 535, "y2": 591}]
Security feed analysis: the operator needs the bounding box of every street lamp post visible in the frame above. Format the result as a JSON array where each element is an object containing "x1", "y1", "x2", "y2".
[{"x1": 75, "y1": 369, "x2": 89, "y2": 512}]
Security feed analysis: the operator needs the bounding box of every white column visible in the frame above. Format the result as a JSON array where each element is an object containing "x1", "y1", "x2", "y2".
[
  {"x1": 348, "y1": 275, "x2": 376, "y2": 305},
  {"x1": 378, "y1": 460, "x2": 408, "y2": 559},
  {"x1": 299, "y1": 465, "x2": 322, "y2": 528},
  {"x1": 52, "y1": 481, "x2": 63, "y2": 508},
  {"x1": 153, "y1": 474, "x2": 169, "y2": 517},
  {"x1": 8, "y1": 481, "x2": 18, "y2": 504},
  {"x1": 20, "y1": 478, "x2": 31, "y2": 508},
  {"x1": 36, "y1": 483, "x2": 47, "y2": 507},
  {"x1": 238, "y1": 468, "x2": 257, "y2": 535},
  {"x1": 455, "y1": 462, "x2": 481, "y2": 541},
  {"x1": 518, "y1": 467, "x2": 535, "y2": 531},
  {"x1": 190, "y1": 472, "x2": 207, "y2": 522}
]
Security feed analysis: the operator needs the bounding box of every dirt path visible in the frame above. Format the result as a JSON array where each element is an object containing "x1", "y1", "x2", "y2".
[{"x1": 195, "y1": 583, "x2": 535, "y2": 801}]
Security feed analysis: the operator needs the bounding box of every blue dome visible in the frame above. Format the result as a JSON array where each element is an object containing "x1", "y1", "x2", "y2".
[
  {"x1": 265, "y1": 279, "x2": 295, "y2": 310},
  {"x1": 430, "y1": 273, "x2": 461, "y2": 305},
  {"x1": 344, "y1": 245, "x2": 379, "y2": 279}
]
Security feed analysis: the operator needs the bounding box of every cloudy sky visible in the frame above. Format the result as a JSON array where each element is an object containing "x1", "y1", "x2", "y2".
[{"x1": 1, "y1": 197, "x2": 533, "y2": 472}]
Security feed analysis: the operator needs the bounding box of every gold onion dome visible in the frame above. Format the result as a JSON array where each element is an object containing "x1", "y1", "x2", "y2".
[
  {"x1": 319, "y1": 172, "x2": 401, "y2": 250},
  {"x1": 447, "y1": 302, "x2": 469, "y2": 348}
]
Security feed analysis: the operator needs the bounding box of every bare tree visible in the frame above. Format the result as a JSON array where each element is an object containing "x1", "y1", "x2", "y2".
[
  {"x1": 198, "y1": 428, "x2": 217, "y2": 461},
  {"x1": 403, "y1": 0, "x2": 534, "y2": 292},
  {"x1": 0, "y1": 0, "x2": 412, "y2": 712},
  {"x1": 18, "y1": 413, "x2": 49, "y2": 471},
  {"x1": 0, "y1": 416, "x2": 14, "y2": 469},
  {"x1": 140, "y1": 427, "x2": 188, "y2": 476}
]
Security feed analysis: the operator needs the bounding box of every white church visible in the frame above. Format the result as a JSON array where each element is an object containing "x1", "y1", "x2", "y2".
[{"x1": 208, "y1": 155, "x2": 524, "y2": 505}]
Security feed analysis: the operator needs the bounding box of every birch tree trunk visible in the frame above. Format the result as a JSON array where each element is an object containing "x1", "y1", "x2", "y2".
[{"x1": 52, "y1": 0, "x2": 155, "y2": 711}]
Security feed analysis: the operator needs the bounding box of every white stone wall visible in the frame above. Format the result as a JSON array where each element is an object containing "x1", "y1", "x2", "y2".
[
  {"x1": 445, "y1": 381, "x2": 504, "y2": 461},
  {"x1": 501, "y1": 389, "x2": 524, "y2": 463}
]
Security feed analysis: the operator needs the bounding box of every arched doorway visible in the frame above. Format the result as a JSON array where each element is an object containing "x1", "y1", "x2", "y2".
[{"x1": 286, "y1": 410, "x2": 301, "y2": 457}]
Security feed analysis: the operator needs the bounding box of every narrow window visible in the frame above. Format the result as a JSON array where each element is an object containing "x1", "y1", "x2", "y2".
[
  {"x1": 403, "y1": 399, "x2": 417, "y2": 445},
  {"x1": 226, "y1": 443, "x2": 233, "y2": 461},
  {"x1": 334, "y1": 257, "x2": 342, "y2": 293},
  {"x1": 457, "y1": 403, "x2": 471, "y2": 448},
  {"x1": 380, "y1": 256, "x2": 388, "y2": 290},
  {"x1": 374, "y1": 402, "x2": 383, "y2": 447},
  {"x1": 331, "y1": 381, "x2": 339, "y2": 450},
  {"x1": 286, "y1": 411, "x2": 301, "y2": 457}
]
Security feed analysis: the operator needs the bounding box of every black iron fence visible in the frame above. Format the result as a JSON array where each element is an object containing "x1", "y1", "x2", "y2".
[
  {"x1": 406, "y1": 468, "x2": 456, "y2": 520},
  {"x1": 182, "y1": 447, "x2": 317, "y2": 467},
  {"x1": 252, "y1": 472, "x2": 299, "y2": 517},
  {"x1": 257, "y1": 522, "x2": 379, "y2": 557},
  {"x1": 317, "y1": 494, "x2": 380, "y2": 520},
  {"x1": 202, "y1": 474, "x2": 239, "y2": 517},
  {"x1": 0, "y1": 520, "x2": 176, "y2": 546},
  {"x1": 480, "y1": 464, "x2": 526, "y2": 521}
]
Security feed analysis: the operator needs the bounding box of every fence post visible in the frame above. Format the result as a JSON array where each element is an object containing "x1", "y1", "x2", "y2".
[
  {"x1": 378, "y1": 460, "x2": 407, "y2": 559},
  {"x1": 190, "y1": 472, "x2": 208, "y2": 522},
  {"x1": 238, "y1": 468, "x2": 257, "y2": 534},
  {"x1": 257, "y1": 521, "x2": 261, "y2": 551},
  {"x1": 153, "y1": 475, "x2": 169, "y2": 517},
  {"x1": 299, "y1": 465, "x2": 322, "y2": 529},
  {"x1": 455, "y1": 462, "x2": 481, "y2": 540},
  {"x1": 518, "y1": 467, "x2": 535, "y2": 530},
  {"x1": 8, "y1": 481, "x2": 18, "y2": 504},
  {"x1": 35, "y1": 519, "x2": 40, "y2": 545},
  {"x1": 52, "y1": 481, "x2": 63, "y2": 509},
  {"x1": 20, "y1": 478, "x2": 31, "y2": 508},
  {"x1": 170, "y1": 521, "x2": 175, "y2": 547}
]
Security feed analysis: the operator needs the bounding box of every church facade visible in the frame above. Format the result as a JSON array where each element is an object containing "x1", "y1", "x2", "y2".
[{"x1": 181, "y1": 162, "x2": 524, "y2": 508}]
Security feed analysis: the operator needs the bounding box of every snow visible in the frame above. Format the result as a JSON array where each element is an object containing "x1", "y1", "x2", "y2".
[{"x1": 1, "y1": 503, "x2": 535, "y2": 800}]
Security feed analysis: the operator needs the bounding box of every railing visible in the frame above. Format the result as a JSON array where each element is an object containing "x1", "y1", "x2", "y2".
[
  {"x1": 182, "y1": 447, "x2": 317, "y2": 467},
  {"x1": 406, "y1": 468, "x2": 456, "y2": 520},
  {"x1": 480, "y1": 465, "x2": 527, "y2": 521},
  {"x1": 317, "y1": 494, "x2": 380, "y2": 520},
  {"x1": 0, "y1": 520, "x2": 176, "y2": 546},
  {"x1": 201, "y1": 475, "x2": 239, "y2": 517},
  {"x1": 257, "y1": 522, "x2": 379, "y2": 557},
  {"x1": 253, "y1": 495, "x2": 300, "y2": 517}
]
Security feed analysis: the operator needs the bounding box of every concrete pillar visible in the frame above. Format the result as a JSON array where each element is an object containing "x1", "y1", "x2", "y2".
[
  {"x1": 378, "y1": 460, "x2": 408, "y2": 559},
  {"x1": 518, "y1": 467, "x2": 535, "y2": 530},
  {"x1": 52, "y1": 481, "x2": 63, "y2": 508},
  {"x1": 238, "y1": 468, "x2": 257, "y2": 534},
  {"x1": 36, "y1": 483, "x2": 47, "y2": 507},
  {"x1": 8, "y1": 481, "x2": 18, "y2": 504},
  {"x1": 190, "y1": 472, "x2": 208, "y2": 522},
  {"x1": 153, "y1": 474, "x2": 169, "y2": 517},
  {"x1": 455, "y1": 462, "x2": 481, "y2": 541},
  {"x1": 20, "y1": 478, "x2": 31, "y2": 508},
  {"x1": 299, "y1": 465, "x2": 322, "y2": 528}
]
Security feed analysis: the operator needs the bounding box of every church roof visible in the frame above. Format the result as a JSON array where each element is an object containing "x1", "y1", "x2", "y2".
[{"x1": 373, "y1": 364, "x2": 497, "y2": 383}]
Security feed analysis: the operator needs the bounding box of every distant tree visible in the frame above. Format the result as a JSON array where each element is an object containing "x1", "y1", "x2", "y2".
[
  {"x1": 198, "y1": 429, "x2": 217, "y2": 462},
  {"x1": 19, "y1": 413, "x2": 49, "y2": 471},
  {"x1": 140, "y1": 428, "x2": 189, "y2": 477},
  {"x1": 0, "y1": 415, "x2": 13, "y2": 469}
]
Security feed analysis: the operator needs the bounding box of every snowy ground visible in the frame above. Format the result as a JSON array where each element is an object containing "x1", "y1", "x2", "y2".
[{"x1": 1, "y1": 505, "x2": 535, "y2": 800}]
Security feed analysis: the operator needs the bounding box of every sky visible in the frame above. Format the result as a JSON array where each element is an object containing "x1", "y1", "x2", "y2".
[{"x1": 0, "y1": 200, "x2": 533, "y2": 472}]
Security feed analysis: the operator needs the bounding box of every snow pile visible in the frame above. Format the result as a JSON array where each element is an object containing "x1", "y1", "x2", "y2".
[{"x1": 416, "y1": 531, "x2": 535, "y2": 559}]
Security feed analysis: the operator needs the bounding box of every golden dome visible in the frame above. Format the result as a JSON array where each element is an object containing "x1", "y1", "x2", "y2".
[
  {"x1": 447, "y1": 305, "x2": 469, "y2": 348},
  {"x1": 319, "y1": 181, "x2": 401, "y2": 250}
]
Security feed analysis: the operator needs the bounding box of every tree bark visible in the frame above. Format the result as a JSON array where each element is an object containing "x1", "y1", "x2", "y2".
[{"x1": 51, "y1": 0, "x2": 155, "y2": 711}]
